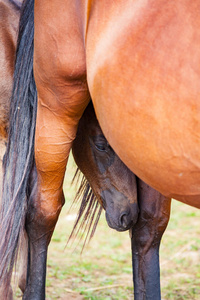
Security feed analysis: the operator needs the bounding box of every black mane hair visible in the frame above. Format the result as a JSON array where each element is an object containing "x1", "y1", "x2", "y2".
[{"x1": 69, "y1": 169, "x2": 102, "y2": 251}]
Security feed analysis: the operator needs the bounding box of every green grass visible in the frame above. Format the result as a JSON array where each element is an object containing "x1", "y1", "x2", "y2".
[
  {"x1": 14, "y1": 156, "x2": 200, "y2": 299},
  {"x1": 160, "y1": 201, "x2": 200, "y2": 300}
]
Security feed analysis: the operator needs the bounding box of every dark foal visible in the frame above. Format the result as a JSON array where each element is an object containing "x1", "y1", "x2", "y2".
[{"x1": 73, "y1": 102, "x2": 171, "y2": 300}]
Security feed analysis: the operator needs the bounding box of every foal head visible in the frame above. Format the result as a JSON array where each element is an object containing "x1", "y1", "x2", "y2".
[{"x1": 72, "y1": 102, "x2": 139, "y2": 232}]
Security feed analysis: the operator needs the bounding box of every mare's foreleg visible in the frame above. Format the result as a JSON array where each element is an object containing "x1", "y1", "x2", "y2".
[
  {"x1": 131, "y1": 178, "x2": 171, "y2": 300},
  {"x1": 22, "y1": 72, "x2": 89, "y2": 300}
]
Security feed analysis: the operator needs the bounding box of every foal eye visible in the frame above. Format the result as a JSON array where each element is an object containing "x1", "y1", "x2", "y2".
[
  {"x1": 91, "y1": 135, "x2": 111, "y2": 153},
  {"x1": 95, "y1": 143, "x2": 107, "y2": 152}
]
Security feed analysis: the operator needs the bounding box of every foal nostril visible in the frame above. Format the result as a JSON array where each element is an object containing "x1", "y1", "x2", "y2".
[{"x1": 119, "y1": 212, "x2": 131, "y2": 229}]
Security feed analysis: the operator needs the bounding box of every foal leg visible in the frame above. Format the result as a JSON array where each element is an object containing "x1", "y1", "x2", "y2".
[{"x1": 131, "y1": 178, "x2": 171, "y2": 300}]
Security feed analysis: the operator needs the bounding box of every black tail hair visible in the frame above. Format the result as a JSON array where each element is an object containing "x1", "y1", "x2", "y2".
[{"x1": 0, "y1": 0, "x2": 36, "y2": 291}]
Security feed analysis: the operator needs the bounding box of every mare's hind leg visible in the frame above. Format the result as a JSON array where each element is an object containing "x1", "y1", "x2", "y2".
[
  {"x1": 23, "y1": 92, "x2": 88, "y2": 300},
  {"x1": 23, "y1": 3, "x2": 90, "y2": 298},
  {"x1": 131, "y1": 178, "x2": 171, "y2": 300}
]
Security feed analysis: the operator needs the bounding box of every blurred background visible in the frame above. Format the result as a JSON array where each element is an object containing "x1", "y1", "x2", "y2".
[{"x1": 14, "y1": 155, "x2": 200, "y2": 300}]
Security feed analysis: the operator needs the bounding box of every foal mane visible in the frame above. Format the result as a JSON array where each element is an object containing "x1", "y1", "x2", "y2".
[{"x1": 68, "y1": 168, "x2": 103, "y2": 251}]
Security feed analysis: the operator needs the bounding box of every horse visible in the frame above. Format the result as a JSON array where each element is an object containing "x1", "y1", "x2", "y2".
[
  {"x1": 72, "y1": 102, "x2": 171, "y2": 300},
  {"x1": 0, "y1": 0, "x2": 198, "y2": 299},
  {"x1": 0, "y1": 1, "x2": 171, "y2": 298}
]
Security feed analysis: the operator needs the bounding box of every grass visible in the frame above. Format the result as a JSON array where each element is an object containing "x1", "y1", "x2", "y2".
[
  {"x1": 14, "y1": 155, "x2": 200, "y2": 299},
  {"x1": 160, "y1": 201, "x2": 200, "y2": 300}
]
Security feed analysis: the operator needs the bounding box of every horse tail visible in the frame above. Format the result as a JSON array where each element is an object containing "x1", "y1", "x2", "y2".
[{"x1": 0, "y1": 0, "x2": 36, "y2": 289}]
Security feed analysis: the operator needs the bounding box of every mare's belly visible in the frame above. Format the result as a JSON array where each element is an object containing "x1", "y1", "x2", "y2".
[{"x1": 86, "y1": 0, "x2": 200, "y2": 206}]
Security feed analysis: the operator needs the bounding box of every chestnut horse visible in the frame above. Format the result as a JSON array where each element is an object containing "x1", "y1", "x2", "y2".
[
  {"x1": 0, "y1": 0, "x2": 198, "y2": 299},
  {"x1": 0, "y1": 1, "x2": 170, "y2": 299}
]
